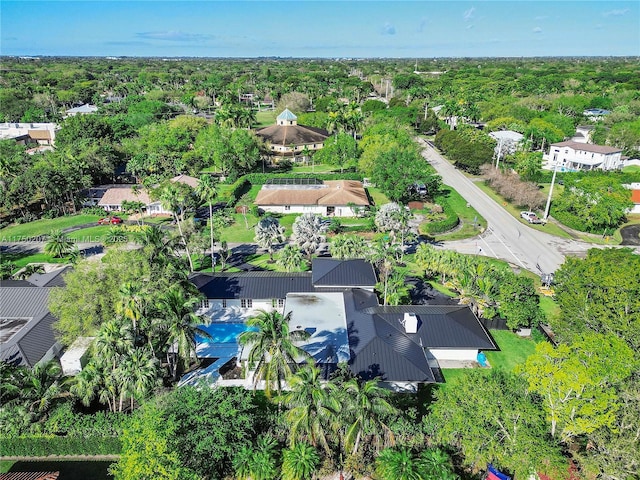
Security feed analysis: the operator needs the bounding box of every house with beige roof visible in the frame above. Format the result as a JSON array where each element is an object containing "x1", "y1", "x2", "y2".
[
  {"x1": 255, "y1": 178, "x2": 369, "y2": 217},
  {"x1": 95, "y1": 175, "x2": 200, "y2": 214},
  {"x1": 255, "y1": 109, "x2": 329, "y2": 161},
  {"x1": 255, "y1": 178, "x2": 370, "y2": 217},
  {"x1": 543, "y1": 140, "x2": 623, "y2": 171}
]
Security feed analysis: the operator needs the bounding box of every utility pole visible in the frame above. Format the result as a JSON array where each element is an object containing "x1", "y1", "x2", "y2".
[
  {"x1": 543, "y1": 164, "x2": 559, "y2": 220},
  {"x1": 495, "y1": 138, "x2": 504, "y2": 169}
]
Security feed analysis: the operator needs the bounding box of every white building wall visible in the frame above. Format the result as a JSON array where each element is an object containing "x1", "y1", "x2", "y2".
[
  {"x1": 544, "y1": 146, "x2": 623, "y2": 171},
  {"x1": 429, "y1": 348, "x2": 478, "y2": 362},
  {"x1": 259, "y1": 205, "x2": 327, "y2": 216}
]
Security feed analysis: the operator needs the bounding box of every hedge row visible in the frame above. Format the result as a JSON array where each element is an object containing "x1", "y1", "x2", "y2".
[
  {"x1": 242, "y1": 172, "x2": 363, "y2": 184},
  {"x1": 420, "y1": 197, "x2": 460, "y2": 235},
  {"x1": 0, "y1": 436, "x2": 122, "y2": 457}
]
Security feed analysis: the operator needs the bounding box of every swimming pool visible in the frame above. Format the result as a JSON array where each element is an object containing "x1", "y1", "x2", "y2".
[{"x1": 197, "y1": 322, "x2": 256, "y2": 344}]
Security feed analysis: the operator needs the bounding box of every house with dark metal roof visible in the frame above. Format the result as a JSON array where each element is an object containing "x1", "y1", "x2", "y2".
[
  {"x1": 190, "y1": 259, "x2": 496, "y2": 389},
  {"x1": 0, "y1": 267, "x2": 69, "y2": 367},
  {"x1": 255, "y1": 109, "x2": 329, "y2": 160}
]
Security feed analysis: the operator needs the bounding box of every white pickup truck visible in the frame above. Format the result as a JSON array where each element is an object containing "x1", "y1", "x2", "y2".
[{"x1": 520, "y1": 211, "x2": 543, "y2": 224}]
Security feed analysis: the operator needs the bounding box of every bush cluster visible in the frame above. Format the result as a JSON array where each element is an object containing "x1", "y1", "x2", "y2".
[
  {"x1": 0, "y1": 436, "x2": 122, "y2": 456},
  {"x1": 420, "y1": 197, "x2": 459, "y2": 234}
]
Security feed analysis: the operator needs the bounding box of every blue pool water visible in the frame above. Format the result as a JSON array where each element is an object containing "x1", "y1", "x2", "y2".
[{"x1": 196, "y1": 322, "x2": 256, "y2": 344}]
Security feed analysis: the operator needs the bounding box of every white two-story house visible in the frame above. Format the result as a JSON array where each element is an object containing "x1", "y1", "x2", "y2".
[{"x1": 543, "y1": 140, "x2": 623, "y2": 172}]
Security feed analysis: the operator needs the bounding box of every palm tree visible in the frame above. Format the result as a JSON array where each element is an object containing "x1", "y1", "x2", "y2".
[
  {"x1": 195, "y1": 174, "x2": 217, "y2": 271},
  {"x1": 114, "y1": 346, "x2": 158, "y2": 412},
  {"x1": 420, "y1": 448, "x2": 458, "y2": 480},
  {"x1": 277, "y1": 244, "x2": 303, "y2": 272},
  {"x1": 116, "y1": 281, "x2": 145, "y2": 336},
  {"x1": 156, "y1": 182, "x2": 195, "y2": 272},
  {"x1": 330, "y1": 234, "x2": 368, "y2": 260},
  {"x1": 280, "y1": 365, "x2": 340, "y2": 453},
  {"x1": 238, "y1": 309, "x2": 312, "y2": 398},
  {"x1": 22, "y1": 361, "x2": 67, "y2": 415},
  {"x1": 233, "y1": 435, "x2": 278, "y2": 480},
  {"x1": 254, "y1": 217, "x2": 286, "y2": 262},
  {"x1": 44, "y1": 230, "x2": 74, "y2": 258},
  {"x1": 281, "y1": 442, "x2": 320, "y2": 480},
  {"x1": 156, "y1": 285, "x2": 211, "y2": 380},
  {"x1": 374, "y1": 447, "x2": 428, "y2": 480},
  {"x1": 343, "y1": 378, "x2": 397, "y2": 456},
  {"x1": 291, "y1": 213, "x2": 328, "y2": 263}
]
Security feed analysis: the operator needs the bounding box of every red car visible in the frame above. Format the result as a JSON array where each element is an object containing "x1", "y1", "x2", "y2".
[{"x1": 98, "y1": 216, "x2": 123, "y2": 225}]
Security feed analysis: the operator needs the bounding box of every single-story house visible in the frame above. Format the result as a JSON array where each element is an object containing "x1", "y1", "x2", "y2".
[
  {"x1": 65, "y1": 104, "x2": 98, "y2": 117},
  {"x1": 0, "y1": 266, "x2": 71, "y2": 367},
  {"x1": 255, "y1": 178, "x2": 370, "y2": 217},
  {"x1": 0, "y1": 122, "x2": 58, "y2": 145},
  {"x1": 255, "y1": 109, "x2": 329, "y2": 160},
  {"x1": 189, "y1": 259, "x2": 496, "y2": 389},
  {"x1": 97, "y1": 186, "x2": 167, "y2": 214},
  {"x1": 95, "y1": 175, "x2": 200, "y2": 213},
  {"x1": 543, "y1": 140, "x2": 623, "y2": 171},
  {"x1": 489, "y1": 130, "x2": 524, "y2": 157}
]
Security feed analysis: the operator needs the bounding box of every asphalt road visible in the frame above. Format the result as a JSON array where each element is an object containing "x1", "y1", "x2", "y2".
[{"x1": 417, "y1": 138, "x2": 593, "y2": 274}]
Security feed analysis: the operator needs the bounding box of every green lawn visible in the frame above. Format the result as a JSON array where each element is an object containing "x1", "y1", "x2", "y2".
[
  {"x1": 0, "y1": 214, "x2": 103, "y2": 241},
  {"x1": 219, "y1": 213, "x2": 299, "y2": 243},
  {"x1": 427, "y1": 188, "x2": 486, "y2": 241},
  {"x1": 290, "y1": 163, "x2": 338, "y2": 174},
  {"x1": 484, "y1": 330, "x2": 537, "y2": 372},
  {"x1": 367, "y1": 187, "x2": 390, "y2": 206},
  {"x1": 244, "y1": 252, "x2": 310, "y2": 272},
  {"x1": 622, "y1": 165, "x2": 640, "y2": 173},
  {"x1": 255, "y1": 110, "x2": 276, "y2": 128}
]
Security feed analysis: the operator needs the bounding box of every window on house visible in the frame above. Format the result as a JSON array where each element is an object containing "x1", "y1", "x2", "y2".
[
  {"x1": 241, "y1": 299, "x2": 253, "y2": 309},
  {"x1": 272, "y1": 298, "x2": 285, "y2": 308},
  {"x1": 222, "y1": 299, "x2": 227, "y2": 308},
  {"x1": 284, "y1": 205, "x2": 291, "y2": 211},
  {"x1": 200, "y1": 299, "x2": 210, "y2": 310}
]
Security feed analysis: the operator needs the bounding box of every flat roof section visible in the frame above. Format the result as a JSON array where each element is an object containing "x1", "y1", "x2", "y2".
[{"x1": 285, "y1": 292, "x2": 350, "y2": 364}]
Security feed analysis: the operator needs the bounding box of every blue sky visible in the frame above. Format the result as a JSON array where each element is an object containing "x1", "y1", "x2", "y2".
[{"x1": 2, "y1": 1, "x2": 639, "y2": 57}]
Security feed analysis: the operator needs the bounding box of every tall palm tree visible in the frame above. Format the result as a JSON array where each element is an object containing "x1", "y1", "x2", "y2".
[
  {"x1": 156, "y1": 182, "x2": 195, "y2": 272},
  {"x1": 233, "y1": 435, "x2": 278, "y2": 480},
  {"x1": 44, "y1": 230, "x2": 74, "y2": 258},
  {"x1": 116, "y1": 281, "x2": 145, "y2": 336},
  {"x1": 195, "y1": 174, "x2": 218, "y2": 271},
  {"x1": 114, "y1": 346, "x2": 158, "y2": 412},
  {"x1": 280, "y1": 365, "x2": 340, "y2": 453},
  {"x1": 343, "y1": 378, "x2": 397, "y2": 455},
  {"x1": 238, "y1": 309, "x2": 312, "y2": 398},
  {"x1": 156, "y1": 284, "x2": 211, "y2": 380},
  {"x1": 330, "y1": 234, "x2": 368, "y2": 260}
]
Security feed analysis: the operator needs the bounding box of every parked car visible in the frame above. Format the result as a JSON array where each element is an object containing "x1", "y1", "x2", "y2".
[
  {"x1": 520, "y1": 211, "x2": 542, "y2": 224},
  {"x1": 97, "y1": 216, "x2": 123, "y2": 225}
]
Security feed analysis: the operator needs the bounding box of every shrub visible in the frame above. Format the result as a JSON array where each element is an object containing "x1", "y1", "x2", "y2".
[
  {"x1": 0, "y1": 435, "x2": 122, "y2": 456},
  {"x1": 420, "y1": 197, "x2": 459, "y2": 234}
]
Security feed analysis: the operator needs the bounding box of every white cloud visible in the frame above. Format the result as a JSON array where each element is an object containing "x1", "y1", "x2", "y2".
[
  {"x1": 603, "y1": 8, "x2": 629, "y2": 17},
  {"x1": 136, "y1": 31, "x2": 210, "y2": 42},
  {"x1": 381, "y1": 22, "x2": 396, "y2": 35},
  {"x1": 533, "y1": 26, "x2": 543, "y2": 34},
  {"x1": 466, "y1": 24, "x2": 474, "y2": 30},
  {"x1": 463, "y1": 7, "x2": 475, "y2": 21}
]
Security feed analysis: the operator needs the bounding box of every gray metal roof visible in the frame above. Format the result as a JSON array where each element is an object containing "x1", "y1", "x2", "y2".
[
  {"x1": 191, "y1": 272, "x2": 314, "y2": 299},
  {"x1": 26, "y1": 266, "x2": 71, "y2": 287},
  {"x1": 365, "y1": 305, "x2": 497, "y2": 350},
  {"x1": 311, "y1": 259, "x2": 377, "y2": 287},
  {"x1": 0, "y1": 287, "x2": 58, "y2": 367}
]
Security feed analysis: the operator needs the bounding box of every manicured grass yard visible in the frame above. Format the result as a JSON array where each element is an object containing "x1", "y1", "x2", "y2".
[
  {"x1": 484, "y1": 330, "x2": 537, "y2": 372},
  {"x1": 255, "y1": 110, "x2": 276, "y2": 128},
  {"x1": 0, "y1": 214, "x2": 103, "y2": 241},
  {"x1": 290, "y1": 163, "x2": 338, "y2": 174},
  {"x1": 366, "y1": 187, "x2": 390, "y2": 206}
]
